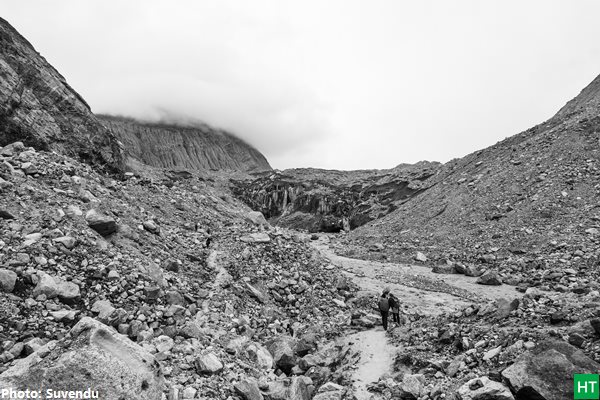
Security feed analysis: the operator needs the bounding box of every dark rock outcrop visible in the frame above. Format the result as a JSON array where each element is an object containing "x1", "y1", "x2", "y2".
[
  {"x1": 100, "y1": 115, "x2": 271, "y2": 173},
  {"x1": 0, "y1": 17, "x2": 124, "y2": 172},
  {"x1": 233, "y1": 162, "x2": 440, "y2": 232},
  {"x1": 501, "y1": 340, "x2": 600, "y2": 400}
]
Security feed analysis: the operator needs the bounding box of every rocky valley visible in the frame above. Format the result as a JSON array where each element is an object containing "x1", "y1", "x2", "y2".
[{"x1": 1, "y1": 14, "x2": 600, "y2": 400}]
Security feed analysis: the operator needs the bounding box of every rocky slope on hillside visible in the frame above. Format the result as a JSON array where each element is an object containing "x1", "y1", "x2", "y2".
[
  {"x1": 0, "y1": 142, "x2": 358, "y2": 399},
  {"x1": 233, "y1": 162, "x2": 440, "y2": 233},
  {"x1": 0, "y1": 18, "x2": 124, "y2": 172},
  {"x1": 339, "y1": 72, "x2": 600, "y2": 293},
  {"x1": 100, "y1": 115, "x2": 271, "y2": 173}
]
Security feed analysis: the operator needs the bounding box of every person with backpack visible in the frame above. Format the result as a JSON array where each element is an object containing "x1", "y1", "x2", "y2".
[
  {"x1": 389, "y1": 293, "x2": 400, "y2": 325},
  {"x1": 378, "y1": 288, "x2": 390, "y2": 330}
]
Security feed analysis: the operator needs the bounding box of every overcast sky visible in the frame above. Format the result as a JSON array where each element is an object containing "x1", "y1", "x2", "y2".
[{"x1": 4, "y1": 1, "x2": 600, "y2": 170}]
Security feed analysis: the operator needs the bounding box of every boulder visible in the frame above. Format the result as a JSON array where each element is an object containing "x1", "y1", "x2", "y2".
[
  {"x1": 57, "y1": 280, "x2": 80, "y2": 301},
  {"x1": 267, "y1": 336, "x2": 297, "y2": 374},
  {"x1": 495, "y1": 298, "x2": 519, "y2": 319},
  {"x1": 457, "y1": 377, "x2": 514, "y2": 400},
  {"x1": 398, "y1": 374, "x2": 425, "y2": 399},
  {"x1": 245, "y1": 282, "x2": 268, "y2": 303},
  {"x1": 32, "y1": 272, "x2": 59, "y2": 298},
  {"x1": 52, "y1": 236, "x2": 77, "y2": 249},
  {"x1": 234, "y1": 378, "x2": 264, "y2": 400},
  {"x1": 245, "y1": 342, "x2": 274, "y2": 370},
  {"x1": 0, "y1": 269, "x2": 17, "y2": 293},
  {"x1": 591, "y1": 318, "x2": 600, "y2": 336},
  {"x1": 246, "y1": 211, "x2": 269, "y2": 226},
  {"x1": 501, "y1": 340, "x2": 600, "y2": 400},
  {"x1": 195, "y1": 352, "x2": 223, "y2": 374},
  {"x1": 414, "y1": 252, "x2": 427, "y2": 262},
  {"x1": 86, "y1": 210, "x2": 117, "y2": 236},
  {"x1": 432, "y1": 264, "x2": 456, "y2": 274},
  {"x1": 0, "y1": 317, "x2": 164, "y2": 399},
  {"x1": 240, "y1": 232, "x2": 271, "y2": 243},
  {"x1": 477, "y1": 272, "x2": 502, "y2": 285}
]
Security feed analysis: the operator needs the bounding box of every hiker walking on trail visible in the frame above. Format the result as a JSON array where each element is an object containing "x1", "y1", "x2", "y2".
[
  {"x1": 389, "y1": 293, "x2": 400, "y2": 325},
  {"x1": 378, "y1": 288, "x2": 390, "y2": 330}
]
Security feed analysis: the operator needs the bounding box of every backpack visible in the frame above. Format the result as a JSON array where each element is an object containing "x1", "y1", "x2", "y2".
[{"x1": 378, "y1": 296, "x2": 390, "y2": 312}]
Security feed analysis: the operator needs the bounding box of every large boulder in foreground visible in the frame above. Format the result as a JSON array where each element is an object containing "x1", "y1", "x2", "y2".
[
  {"x1": 501, "y1": 339, "x2": 600, "y2": 400},
  {"x1": 0, "y1": 317, "x2": 164, "y2": 399}
]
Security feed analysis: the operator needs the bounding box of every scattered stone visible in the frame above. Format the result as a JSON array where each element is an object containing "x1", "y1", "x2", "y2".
[
  {"x1": 477, "y1": 272, "x2": 502, "y2": 285},
  {"x1": 414, "y1": 252, "x2": 427, "y2": 262},
  {"x1": 195, "y1": 352, "x2": 223, "y2": 374},
  {"x1": 0, "y1": 269, "x2": 17, "y2": 293},
  {"x1": 457, "y1": 376, "x2": 514, "y2": 400},
  {"x1": 240, "y1": 232, "x2": 271, "y2": 243},
  {"x1": 234, "y1": 378, "x2": 264, "y2": 400},
  {"x1": 85, "y1": 210, "x2": 117, "y2": 236}
]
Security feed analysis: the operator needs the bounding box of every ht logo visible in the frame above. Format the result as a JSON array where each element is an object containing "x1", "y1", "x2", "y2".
[{"x1": 575, "y1": 374, "x2": 600, "y2": 400}]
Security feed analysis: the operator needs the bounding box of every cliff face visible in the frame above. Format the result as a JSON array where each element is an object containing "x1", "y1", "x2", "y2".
[
  {"x1": 233, "y1": 162, "x2": 440, "y2": 232},
  {"x1": 99, "y1": 116, "x2": 271, "y2": 173},
  {"x1": 0, "y1": 18, "x2": 124, "y2": 172}
]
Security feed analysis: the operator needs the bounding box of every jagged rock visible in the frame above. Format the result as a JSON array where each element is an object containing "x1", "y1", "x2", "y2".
[
  {"x1": 247, "y1": 211, "x2": 269, "y2": 226},
  {"x1": 267, "y1": 336, "x2": 297, "y2": 374},
  {"x1": 477, "y1": 272, "x2": 502, "y2": 285},
  {"x1": 91, "y1": 300, "x2": 116, "y2": 322},
  {"x1": 57, "y1": 280, "x2": 80, "y2": 301},
  {"x1": 313, "y1": 382, "x2": 344, "y2": 400},
  {"x1": 241, "y1": 232, "x2": 271, "y2": 243},
  {"x1": 53, "y1": 236, "x2": 77, "y2": 249},
  {"x1": 495, "y1": 298, "x2": 519, "y2": 319},
  {"x1": 0, "y1": 269, "x2": 17, "y2": 292},
  {"x1": 568, "y1": 333, "x2": 585, "y2": 348},
  {"x1": 432, "y1": 264, "x2": 456, "y2": 274},
  {"x1": 398, "y1": 374, "x2": 425, "y2": 399},
  {"x1": 32, "y1": 272, "x2": 59, "y2": 298},
  {"x1": 414, "y1": 252, "x2": 428, "y2": 262},
  {"x1": 482, "y1": 346, "x2": 502, "y2": 361},
  {"x1": 153, "y1": 336, "x2": 174, "y2": 353},
  {"x1": 502, "y1": 340, "x2": 600, "y2": 400},
  {"x1": 0, "y1": 209, "x2": 15, "y2": 219},
  {"x1": 245, "y1": 282, "x2": 268, "y2": 303},
  {"x1": 457, "y1": 377, "x2": 514, "y2": 400},
  {"x1": 591, "y1": 319, "x2": 600, "y2": 335},
  {"x1": 245, "y1": 342, "x2": 274, "y2": 370},
  {"x1": 0, "y1": 317, "x2": 163, "y2": 399},
  {"x1": 234, "y1": 378, "x2": 264, "y2": 400},
  {"x1": 195, "y1": 352, "x2": 223, "y2": 374},
  {"x1": 86, "y1": 210, "x2": 117, "y2": 236}
]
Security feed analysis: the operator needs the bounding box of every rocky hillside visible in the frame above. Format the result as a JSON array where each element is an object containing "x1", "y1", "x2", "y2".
[
  {"x1": 233, "y1": 162, "x2": 440, "y2": 233},
  {"x1": 0, "y1": 17, "x2": 124, "y2": 172},
  {"x1": 0, "y1": 142, "x2": 357, "y2": 399},
  {"x1": 339, "y1": 72, "x2": 600, "y2": 292},
  {"x1": 100, "y1": 115, "x2": 271, "y2": 173}
]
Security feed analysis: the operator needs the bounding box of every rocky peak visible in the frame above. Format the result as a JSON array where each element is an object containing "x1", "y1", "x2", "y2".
[{"x1": 0, "y1": 17, "x2": 125, "y2": 172}]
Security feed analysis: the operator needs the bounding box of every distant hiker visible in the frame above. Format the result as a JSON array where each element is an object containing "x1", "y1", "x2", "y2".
[
  {"x1": 378, "y1": 288, "x2": 390, "y2": 330},
  {"x1": 389, "y1": 293, "x2": 400, "y2": 324}
]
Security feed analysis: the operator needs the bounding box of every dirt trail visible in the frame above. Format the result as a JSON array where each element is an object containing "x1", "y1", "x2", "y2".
[{"x1": 311, "y1": 238, "x2": 522, "y2": 399}]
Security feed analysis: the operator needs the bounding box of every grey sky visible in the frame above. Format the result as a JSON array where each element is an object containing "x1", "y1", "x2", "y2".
[{"x1": 4, "y1": 1, "x2": 600, "y2": 170}]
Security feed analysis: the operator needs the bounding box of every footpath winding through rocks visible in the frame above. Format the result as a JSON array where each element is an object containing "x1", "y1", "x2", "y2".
[{"x1": 311, "y1": 237, "x2": 522, "y2": 399}]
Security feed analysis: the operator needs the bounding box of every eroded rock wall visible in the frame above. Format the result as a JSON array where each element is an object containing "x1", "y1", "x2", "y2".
[
  {"x1": 0, "y1": 17, "x2": 124, "y2": 172},
  {"x1": 100, "y1": 116, "x2": 271, "y2": 173}
]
